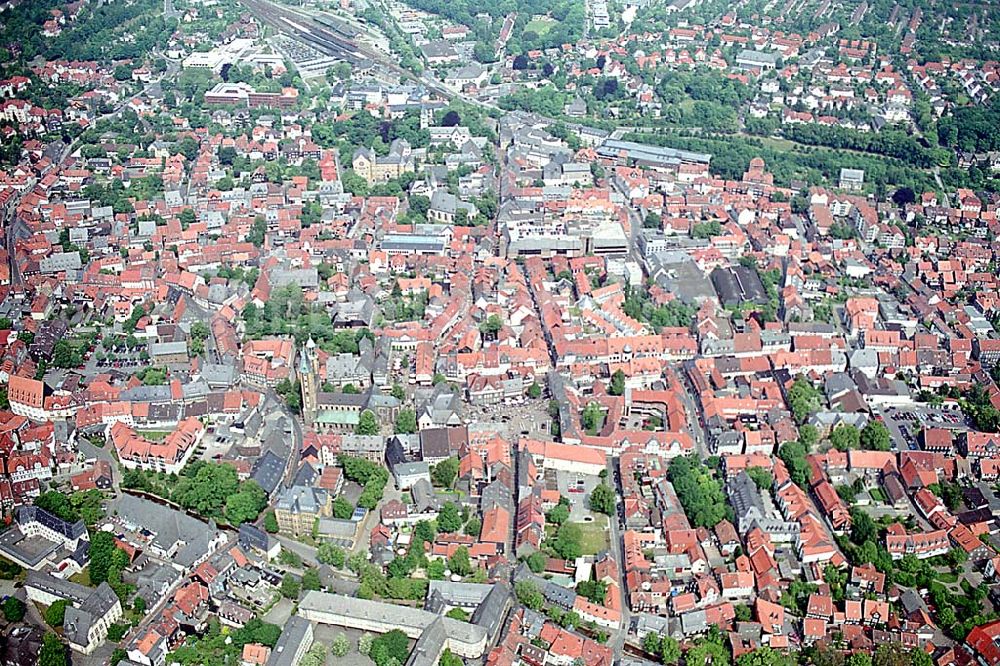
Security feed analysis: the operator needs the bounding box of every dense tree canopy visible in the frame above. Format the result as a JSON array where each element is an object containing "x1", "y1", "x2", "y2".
[
  {"x1": 339, "y1": 455, "x2": 389, "y2": 509},
  {"x1": 668, "y1": 455, "x2": 732, "y2": 528},
  {"x1": 860, "y1": 421, "x2": 892, "y2": 451},
  {"x1": 589, "y1": 483, "x2": 616, "y2": 515}
]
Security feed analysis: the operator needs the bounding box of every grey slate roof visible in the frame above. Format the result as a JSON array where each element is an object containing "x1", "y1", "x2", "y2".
[
  {"x1": 64, "y1": 583, "x2": 119, "y2": 649},
  {"x1": 266, "y1": 616, "x2": 312, "y2": 666},
  {"x1": 17, "y1": 506, "x2": 87, "y2": 541},
  {"x1": 113, "y1": 495, "x2": 219, "y2": 569},
  {"x1": 252, "y1": 450, "x2": 286, "y2": 497},
  {"x1": 471, "y1": 581, "x2": 512, "y2": 646}
]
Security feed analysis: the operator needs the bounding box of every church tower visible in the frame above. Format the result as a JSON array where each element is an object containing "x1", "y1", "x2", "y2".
[{"x1": 299, "y1": 338, "x2": 319, "y2": 426}]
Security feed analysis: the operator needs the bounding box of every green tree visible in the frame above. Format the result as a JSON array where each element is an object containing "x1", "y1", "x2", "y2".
[
  {"x1": 910, "y1": 649, "x2": 933, "y2": 666},
  {"x1": 551, "y1": 522, "x2": 583, "y2": 560},
  {"x1": 281, "y1": 573, "x2": 301, "y2": 599},
  {"x1": 413, "y1": 520, "x2": 437, "y2": 547},
  {"x1": 89, "y1": 531, "x2": 117, "y2": 584},
  {"x1": 45, "y1": 599, "x2": 68, "y2": 626},
  {"x1": 778, "y1": 441, "x2": 812, "y2": 488},
  {"x1": 248, "y1": 215, "x2": 267, "y2": 248},
  {"x1": 39, "y1": 634, "x2": 68, "y2": 666},
  {"x1": 445, "y1": 607, "x2": 469, "y2": 621},
  {"x1": 546, "y1": 503, "x2": 570, "y2": 525},
  {"x1": 302, "y1": 568, "x2": 322, "y2": 591},
  {"x1": 582, "y1": 402, "x2": 604, "y2": 434},
  {"x1": 264, "y1": 510, "x2": 279, "y2": 533},
  {"x1": 70, "y1": 489, "x2": 106, "y2": 527},
  {"x1": 480, "y1": 314, "x2": 503, "y2": 339},
  {"x1": 576, "y1": 579, "x2": 607, "y2": 604},
  {"x1": 515, "y1": 580, "x2": 544, "y2": 610},
  {"x1": 526, "y1": 550, "x2": 547, "y2": 573},
  {"x1": 224, "y1": 481, "x2": 267, "y2": 525},
  {"x1": 432, "y1": 457, "x2": 459, "y2": 488},
  {"x1": 465, "y1": 516, "x2": 482, "y2": 537},
  {"x1": 860, "y1": 421, "x2": 891, "y2": 451},
  {"x1": 608, "y1": 369, "x2": 625, "y2": 396},
  {"x1": 218, "y1": 147, "x2": 237, "y2": 165},
  {"x1": 830, "y1": 424, "x2": 860, "y2": 451},
  {"x1": 692, "y1": 220, "x2": 723, "y2": 239},
  {"x1": 52, "y1": 340, "x2": 80, "y2": 368},
  {"x1": 339, "y1": 456, "x2": 389, "y2": 510},
  {"x1": 747, "y1": 467, "x2": 773, "y2": 491},
  {"x1": 35, "y1": 491, "x2": 78, "y2": 522},
  {"x1": 394, "y1": 408, "x2": 417, "y2": 434},
  {"x1": 687, "y1": 637, "x2": 731, "y2": 666},
  {"x1": 736, "y1": 647, "x2": 795, "y2": 666},
  {"x1": 668, "y1": 455, "x2": 731, "y2": 527},
  {"x1": 850, "y1": 507, "x2": 878, "y2": 546},
  {"x1": 2, "y1": 597, "x2": 25, "y2": 622},
  {"x1": 408, "y1": 194, "x2": 431, "y2": 218},
  {"x1": 179, "y1": 208, "x2": 197, "y2": 228},
  {"x1": 299, "y1": 643, "x2": 327, "y2": 666},
  {"x1": 332, "y1": 496, "x2": 354, "y2": 520},
  {"x1": 370, "y1": 629, "x2": 409, "y2": 666},
  {"x1": 427, "y1": 559, "x2": 446, "y2": 580},
  {"x1": 279, "y1": 549, "x2": 303, "y2": 568},
  {"x1": 787, "y1": 376, "x2": 822, "y2": 424},
  {"x1": 437, "y1": 502, "x2": 462, "y2": 533},
  {"x1": 449, "y1": 546, "x2": 472, "y2": 576},
  {"x1": 589, "y1": 483, "x2": 616, "y2": 515},
  {"x1": 317, "y1": 542, "x2": 346, "y2": 567},
  {"x1": 328, "y1": 61, "x2": 353, "y2": 81},
  {"x1": 660, "y1": 636, "x2": 681, "y2": 664},
  {"x1": 355, "y1": 409, "x2": 379, "y2": 435},
  {"x1": 873, "y1": 644, "x2": 912, "y2": 666},
  {"x1": 358, "y1": 633, "x2": 374, "y2": 656},
  {"x1": 330, "y1": 633, "x2": 350, "y2": 657},
  {"x1": 439, "y1": 648, "x2": 464, "y2": 666},
  {"x1": 528, "y1": 382, "x2": 542, "y2": 398}
]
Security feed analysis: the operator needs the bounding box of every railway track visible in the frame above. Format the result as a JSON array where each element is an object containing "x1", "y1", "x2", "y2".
[
  {"x1": 238, "y1": 0, "x2": 495, "y2": 109},
  {"x1": 239, "y1": 0, "x2": 365, "y2": 64}
]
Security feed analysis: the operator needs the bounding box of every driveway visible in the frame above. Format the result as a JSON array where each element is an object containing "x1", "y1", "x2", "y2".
[{"x1": 263, "y1": 598, "x2": 295, "y2": 626}]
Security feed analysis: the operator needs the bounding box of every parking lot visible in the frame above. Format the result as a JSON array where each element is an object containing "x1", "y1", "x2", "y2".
[
  {"x1": 465, "y1": 398, "x2": 553, "y2": 440},
  {"x1": 82, "y1": 344, "x2": 147, "y2": 375},
  {"x1": 886, "y1": 405, "x2": 965, "y2": 427},
  {"x1": 198, "y1": 431, "x2": 233, "y2": 462},
  {"x1": 878, "y1": 404, "x2": 969, "y2": 451},
  {"x1": 551, "y1": 469, "x2": 602, "y2": 522}
]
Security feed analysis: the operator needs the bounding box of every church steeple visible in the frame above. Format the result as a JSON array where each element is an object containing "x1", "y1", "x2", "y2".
[{"x1": 300, "y1": 338, "x2": 318, "y2": 425}]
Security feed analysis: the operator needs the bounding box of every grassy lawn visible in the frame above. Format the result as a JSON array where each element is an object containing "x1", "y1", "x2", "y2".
[
  {"x1": 936, "y1": 571, "x2": 959, "y2": 584},
  {"x1": 525, "y1": 17, "x2": 556, "y2": 34},
  {"x1": 574, "y1": 519, "x2": 609, "y2": 556},
  {"x1": 585, "y1": 418, "x2": 605, "y2": 436},
  {"x1": 138, "y1": 430, "x2": 171, "y2": 441},
  {"x1": 753, "y1": 134, "x2": 797, "y2": 151},
  {"x1": 869, "y1": 488, "x2": 887, "y2": 503},
  {"x1": 69, "y1": 568, "x2": 92, "y2": 587}
]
